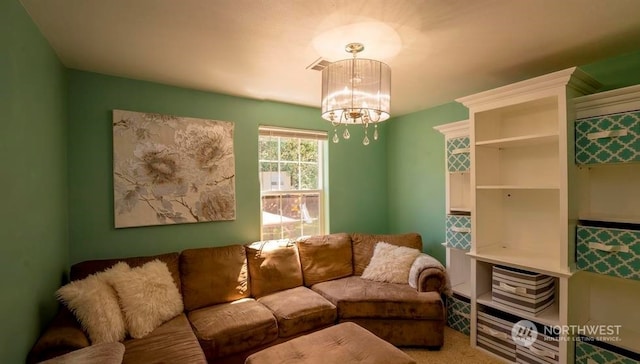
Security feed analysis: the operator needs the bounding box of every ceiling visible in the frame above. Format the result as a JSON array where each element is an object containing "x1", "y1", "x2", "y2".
[{"x1": 20, "y1": 0, "x2": 640, "y2": 117}]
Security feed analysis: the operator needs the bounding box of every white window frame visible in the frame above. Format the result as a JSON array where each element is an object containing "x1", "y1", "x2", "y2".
[{"x1": 258, "y1": 126, "x2": 327, "y2": 240}]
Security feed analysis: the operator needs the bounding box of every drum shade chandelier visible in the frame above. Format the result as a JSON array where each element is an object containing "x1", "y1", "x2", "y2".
[{"x1": 321, "y1": 43, "x2": 391, "y2": 145}]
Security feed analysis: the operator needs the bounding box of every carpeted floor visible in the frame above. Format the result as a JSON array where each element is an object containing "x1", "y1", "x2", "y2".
[{"x1": 401, "y1": 327, "x2": 502, "y2": 364}]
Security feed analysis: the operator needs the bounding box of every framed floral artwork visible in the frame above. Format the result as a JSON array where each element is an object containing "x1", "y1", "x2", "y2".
[{"x1": 112, "y1": 110, "x2": 236, "y2": 228}]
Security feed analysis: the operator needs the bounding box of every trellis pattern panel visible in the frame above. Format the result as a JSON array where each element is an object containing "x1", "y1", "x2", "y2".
[
  {"x1": 576, "y1": 226, "x2": 640, "y2": 281},
  {"x1": 575, "y1": 340, "x2": 638, "y2": 364},
  {"x1": 446, "y1": 215, "x2": 471, "y2": 251},
  {"x1": 447, "y1": 137, "x2": 471, "y2": 172},
  {"x1": 446, "y1": 295, "x2": 470, "y2": 335},
  {"x1": 575, "y1": 110, "x2": 640, "y2": 164}
]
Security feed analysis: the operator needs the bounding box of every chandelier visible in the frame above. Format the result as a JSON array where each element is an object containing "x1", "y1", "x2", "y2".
[{"x1": 321, "y1": 43, "x2": 391, "y2": 145}]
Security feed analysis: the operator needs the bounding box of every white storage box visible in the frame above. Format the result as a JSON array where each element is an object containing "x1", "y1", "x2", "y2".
[{"x1": 492, "y1": 265, "x2": 555, "y2": 316}]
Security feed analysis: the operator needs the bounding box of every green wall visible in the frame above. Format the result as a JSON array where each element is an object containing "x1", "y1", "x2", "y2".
[
  {"x1": 582, "y1": 50, "x2": 640, "y2": 91},
  {"x1": 0, "y1": 0, "x2": 68, "y2": 362},
  {"x1": 387, "y1": 49, "x2": 640, "y2": 263},
  {"x1": 387, "y1": 103, "x2": 468, "y2": 262},
  {"x1": 4, "y1": 3, "x2": 640, "y2": 359},
  {"x1": 67, "y1": 71, "x2": 388, "y2": 264}
]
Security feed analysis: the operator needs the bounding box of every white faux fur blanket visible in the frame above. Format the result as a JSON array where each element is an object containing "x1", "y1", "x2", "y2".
[{"x1": 408, "y1": 253, "x2": 452, "y2": 295}]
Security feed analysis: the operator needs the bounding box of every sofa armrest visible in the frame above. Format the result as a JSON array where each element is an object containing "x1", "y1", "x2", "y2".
[
  {"x1": 409, "y1": 254, "x2": 451, "y2": 295},
  {"x1": 417, "y1": 267, "x2": 447, "y2": 293},
  {"x1": 27, "y1": 307, "x2": 90, "y2": 364}
]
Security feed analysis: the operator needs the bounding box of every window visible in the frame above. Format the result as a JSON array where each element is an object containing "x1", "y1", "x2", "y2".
[{"x1": 259, "y1": 126, "x2": 327, "y2": 240}]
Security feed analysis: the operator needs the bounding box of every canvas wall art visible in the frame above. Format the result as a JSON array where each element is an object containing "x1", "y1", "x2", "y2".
[{"x1": 113, "y1": 110, "x2": 236, "y2": 228}]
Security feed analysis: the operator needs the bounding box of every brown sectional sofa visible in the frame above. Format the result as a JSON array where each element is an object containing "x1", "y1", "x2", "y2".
[{"x1": 28, "y1": 232, "x2": 447, "y2": 364}]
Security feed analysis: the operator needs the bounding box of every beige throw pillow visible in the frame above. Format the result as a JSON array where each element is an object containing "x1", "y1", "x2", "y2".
[
  {"x1": 56, "y1": 262, "x2": 130, "y2": 344},
  {"x1": 110, "y1": 259, "x2": 183, "y2": 338},
  {"x1": 361, "y1": 242, "x2": 421, "y2": 284},
  {"x1": 351, "y1": 233, "x2": 423, "y2": 275}
]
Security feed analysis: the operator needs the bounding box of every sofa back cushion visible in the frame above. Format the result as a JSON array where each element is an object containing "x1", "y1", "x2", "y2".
[
  {"x1": 297, "y1": 233, "x2": 353, "y2": 286},
  {"x1": 245, "y1": 240, "x2": 303, "y2": 298},
  {"x1": 70, "y1": 252, "x2": 181, "y2": 293},
  {"x1": 180, "y1": 245, "x2": 250, "y2": 311},
  {"x1": 351, "y1": 233, "x2": 423, "y2": 275}
]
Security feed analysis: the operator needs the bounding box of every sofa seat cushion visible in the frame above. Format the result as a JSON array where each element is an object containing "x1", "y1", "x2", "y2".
[
  {"x1": 311, "y1": 276, "x2": 444, "y2": 320},
  {"x1": 123, "y1": 313, "x2": 206, "y2": 364},
  {"x1": 257, "y1": 286, "x2": 337, "y2": 338},
  {"x1": 187, "y1": 298, "x2": 278, "y2": 359}
]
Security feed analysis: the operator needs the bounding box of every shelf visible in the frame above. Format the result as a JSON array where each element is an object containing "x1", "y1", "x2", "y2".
[
  {"x1": 452, "y1": 281, "x2": 471, "y2": 299},
  {"x1": 584, "y1": 319, "x2": 640, "y2": 354},
  {"x1": 477, "y1": 185, "x2": 559, "y2": 190},
  {"x1": 449, "y1": 207, "x2": 471, "y2": 213},
  {"x1": 442, "y1": 242, "x2": 471, "y2": 252},
  {"x1": 468, "y1": 246, "x2": 571, "y2": 277},
  {"x1": 579, "y1": 214, "x2": 640, "y2": 225},
  {"x1": 578, "y1": 161, "x2": 640, "y2": 169},
  {"x1": 477, "y1": 292, "x2": 560, "y2": 327},
  {"x1": 572, "y1": 271, "x2": 640, "y2": 355},
  {"x1": 578, "y1": 163, "x2": 640, "y2": 224},
  {"x1": 476, "y1": 133, "x2": 558, "y2": 148}
]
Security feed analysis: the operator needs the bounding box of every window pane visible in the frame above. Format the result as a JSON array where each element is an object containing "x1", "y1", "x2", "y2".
[
  {"x1": 259, "y1": 138, "x2": 278, "y2": 161},
  {"x1": 300, "y1": 194, "x2": 320, "y2": 236},
  {"x1": 261, "y1": 193, "x2": 321, "y2": 239},
  {"x1": 300, "y1": 140, "x2": 318, "y2": 162},
  {"x1": 259, "y1": 161, "x2": 277, "y2": 173},
  {"x1": 261, "y1": 194, "x2": 283, "y2": 240},
  {"x1": 262, "y1": 225, "x2": 282, "y2": 241},
  {"x1": 279, "y1": 162, "x2": 299, "y2": 190},
  {"x1": 261, "y1": 194, "x2": 281, "y2": 216},
  {"x1": 300, "y1": 163, "x2": 319, "y2": 190},
  {"x1": 259, "y1": 162, "x2": 281, "y2": 191},
  {"x1": 280, "y1": 139, "x2": 299, "y2": 162},
  {"x1": 280, "y1": 194, "x2": 301, "y2": 220}
]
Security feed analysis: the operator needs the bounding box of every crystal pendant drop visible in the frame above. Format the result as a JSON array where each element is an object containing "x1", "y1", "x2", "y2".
[
  {"x1": 373, "y1": 125, "x2": 379, "y2": 140},
  {"x1": 362, "y1": 133, "x2": 370, "y2": 146},
  {"x1": 343, "y1": 128, "x2": 351, "y2": 140},
  {"x1": 332, "y1": 130, "x2": 339, "y2": 143}
]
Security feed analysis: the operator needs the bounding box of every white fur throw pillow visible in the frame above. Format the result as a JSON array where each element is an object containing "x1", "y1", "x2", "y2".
[
  {"x1": 361, "y1": 242, "x2": 422, "y2": 284},
  {"x1": 110, "y1": 259, "x2": 183, "y2": 338},
  {"x1": 56, "y1": 262, "x2": 130, "y2": 344}
]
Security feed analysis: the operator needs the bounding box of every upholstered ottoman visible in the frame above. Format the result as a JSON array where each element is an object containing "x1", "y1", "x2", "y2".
[{"x1": 245, "y1": 322, "x2": 416, "y2": 364}]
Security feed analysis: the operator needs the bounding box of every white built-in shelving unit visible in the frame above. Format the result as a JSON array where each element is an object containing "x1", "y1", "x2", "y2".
[
  {"x1": 436, "y1": 69, "x2": 640, "y2": 364},
  {"x1": 451, "y1": 67, "x2": 601, "y2": 364},
  {"x1": 434, "y1": 120, "x2": 472, "y2": 300}
]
